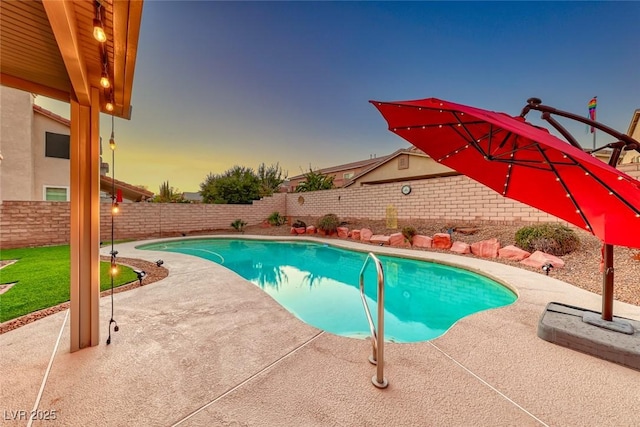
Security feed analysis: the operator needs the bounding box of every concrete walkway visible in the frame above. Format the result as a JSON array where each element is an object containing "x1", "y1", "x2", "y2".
[{"x1": 1, "y1": 235, "x2": 639, "y2": 426}]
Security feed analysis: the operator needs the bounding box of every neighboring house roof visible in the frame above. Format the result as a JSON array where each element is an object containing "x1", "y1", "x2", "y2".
[
  {"x1": 288, "y1": 154, "x2": 391, "y2": 180},
  {"x1": 627, "y1": 109, "x2": 640, "y2": 137},
  {"x1": 100, "y1": 176, "x2": 154, "y2": 202},
  {"x1": 182, "y1": 191, "x2": 203, "y2": 202},
  {"x1": 33, "y1": 104, "x2": 70, "y2": 127},
  {"x1": 343, "y1": 147, "x2": 458, "y2": 187}
]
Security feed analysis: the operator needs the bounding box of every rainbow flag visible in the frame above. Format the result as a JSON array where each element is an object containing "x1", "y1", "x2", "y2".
[{"x1": 588, "y1": 97, "x2": 597, "y2": 133}]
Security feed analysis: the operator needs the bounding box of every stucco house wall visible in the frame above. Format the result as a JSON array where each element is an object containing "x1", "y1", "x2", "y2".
[
  {"x1": 0, "y1": 86, "x2": 34, "y2": 201},
  {"x1": 349, "y1": 152, "x2": 457, "y2": 186},
  {"x1": 32, "y1": 107, "x2": 72, "y2": 200}
]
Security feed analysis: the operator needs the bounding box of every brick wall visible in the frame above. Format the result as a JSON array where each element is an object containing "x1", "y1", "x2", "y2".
[
  {"x1": 1, "y1": 193, "x2": 286, "y2": 249},
  {"x1": 2, "y1": 164, "x2": 638, "y2": 249},
  {"x1": 286, "y1": 175, "x2": 562, "y2": 224}
]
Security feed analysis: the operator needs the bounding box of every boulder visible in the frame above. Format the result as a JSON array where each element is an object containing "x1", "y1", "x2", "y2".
[
  {"x1": 295, "y1": 227, "x2": 306, "y2": 235},
  {"x1": 370, "y1": 235, "x2": 391, "y2": 245},
  {"x1": 450, "y1": 241, "x2": 471, "y2": 254},
  {"x1": 360, "y1": 228, "x2": 373, "y2": 242},
  {"x1": 412, "y1": 235, "x2": 433, "y2": 249},
  {"x1": 470, "y1": 238, "x2": 500, "y2": 258},
  {"x1": 498, "y1": 245, "x2": 531, "y2": 261},
  {"x1": 290, "y1": 227, "x2": 297, "y2": 235},
  {"x1": 351, "y1": 229, "x2": 361, "y2": 240},
  {"x1": 389, "y1": 232, "x2": 411, "y2": 248},
  {"x1": 519, "y1": 251, "x2": 565, "y2": 269},
  {"x1": 337, "y1": 227, "x2": 349, "y2": 238},
  {"x1": 432, "y1": 233, "x2": 452, "y2": 249},
  {"x1": 306, "y1": 226, "x2": 316, "y2": 234}
]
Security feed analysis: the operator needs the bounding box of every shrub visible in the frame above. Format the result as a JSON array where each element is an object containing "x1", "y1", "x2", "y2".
[
  {"x1": 267, "y1": 211, "x2": 286, "y2": 226},
  {"x1": 231, "y1": 219, "x2": 247, "y2": 232},
  {"x1": 292, "y1": 219, "x2": 307, "y2": 229},
  {"x1": 401, "y1": 226, "x2": 417, "y2": 243},
  {"x1": 515, "y1": 223, "x2": 580, "y2": 256},
  {"x1": 317, "y1": 214, "x2": 340, "y2": 234}
]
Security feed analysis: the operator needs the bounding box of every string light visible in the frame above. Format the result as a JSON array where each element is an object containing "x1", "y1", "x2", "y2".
[
  {"x1": 93, "y1": 2, "x2": 107, "y2": 43},
  {"x1": 100, "y1": 72, "x2": 110, "y2": 89}
]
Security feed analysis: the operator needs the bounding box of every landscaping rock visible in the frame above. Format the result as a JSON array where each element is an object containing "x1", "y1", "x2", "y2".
[
  {"x1": 519, "y1": 250, "x2": 565, "y2": 269},
  {"x1": 370, "y1": 235, "x2": 391, "y2": 245},
  {"x1": 432, "y1": 233, "x2": 452, "y2": 249},
  {"x1": 471, "y1": 238, "x2": 500, "y2": 258},
  {"x1": 290, "y1": 227, "x2": 297, "y2": 235},
  {"x1": 499, "y1": 245, "x2": 531, "y2": 261},
  {"x1": 295, "y1": 227, "x2": 306, "y2": 235},
  {"x1": 450, "y1": 241, "x2": 471, "y2": 254},
  {"x1": 389, "y1": 232, "x2": 411, "y2": 248},
  {"x1": 306, "y1": 226, "x2": 316, "y2": 234},
  {"x1": 351, "y1": 229, "x2": 361, "y2": 240},
  {"x1": 412, "y1": 235, "x2": 433, "y2": 248},
  {"x1": 337, "y1": 227, "x2": 349, "y2": 238},
  {"x1": 360, "y1": 228, "x2": 373, "y2": 242}
]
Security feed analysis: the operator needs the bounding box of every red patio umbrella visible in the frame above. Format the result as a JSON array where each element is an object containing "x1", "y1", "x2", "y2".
[{"x1": 370, "y1": 97, "x2": 640, "y2": 322}]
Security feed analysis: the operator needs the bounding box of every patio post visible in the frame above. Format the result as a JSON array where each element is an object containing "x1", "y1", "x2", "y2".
[{"x1": 69, "y1": 87, "x2": 101, "y2": 352}]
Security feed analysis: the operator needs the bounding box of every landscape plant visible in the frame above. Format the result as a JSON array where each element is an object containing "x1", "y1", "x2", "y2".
[
  {"x1": 268, "y1": 211, "x2": 287, "y2": 226},
  {"x1": 0, "y1": 245, "x2": 137, "y2": 322},
  {"x1": 401, "y1": 226, "x2": 417, "y2": 243},
  {"x1": 231, "y1": 219, "x2": 248, "y2": 232},
  {"x1": 317, "y1": 213, "x2": 340, "y2": 234},
  {"x1": 514, "y1": 223, "x2": 580, "y2": 256},
  {"x1": 295, "y1": 167, "x2": 335, "y2": 192}
]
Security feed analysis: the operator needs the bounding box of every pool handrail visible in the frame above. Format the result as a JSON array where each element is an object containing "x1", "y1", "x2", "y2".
[{"x1": 359, "y1": 252, "x2": 388, "y2": 389}]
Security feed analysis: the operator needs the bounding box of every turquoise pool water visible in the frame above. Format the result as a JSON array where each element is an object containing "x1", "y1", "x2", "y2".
[{"x1": 139, "y1": 239, "x2": 517, "y2": 342}]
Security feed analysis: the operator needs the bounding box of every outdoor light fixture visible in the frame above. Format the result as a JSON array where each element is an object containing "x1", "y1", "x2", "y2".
[
  {"x1": 110, "y1": 264, "x2": 118, "y2": 276},
  {"x1": 100, "y1": 72, "x2": 110, "y2": 89},
  {"x1": 111, "y1": 202, "x2": 119, "y2": 214},
  {"x1": 93, "y1": 3, "x2": 107, "y2": 43},
  {"x1": 105, "y1": 101, "x2": 114, "y2": 112},
  {"x1": 542, "y1": 262, "x2": 554, "y2": 276},
  {"x1": 133, "y1": 269, "x2": 146, "y2": 285},
  {"x1": 156, "y1": 260, "x2": 164, "y2": 267}
]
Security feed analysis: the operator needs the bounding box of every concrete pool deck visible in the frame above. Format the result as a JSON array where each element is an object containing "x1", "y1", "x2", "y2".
[{"x1": 1, "y1": 235, "x2": 639, "y2": 426}]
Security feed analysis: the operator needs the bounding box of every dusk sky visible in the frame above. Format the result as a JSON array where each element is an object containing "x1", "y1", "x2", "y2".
[{"x1": 36, "y1": 1, "x2": 640, "y2": 193}]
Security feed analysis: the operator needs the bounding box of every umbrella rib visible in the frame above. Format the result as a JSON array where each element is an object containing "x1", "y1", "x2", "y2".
[
  {"x1": 398, "y1": 120, "x2": 486, "y2": 131},
  {"x1": 536, "y1": 146, "x2": 593, "y2": 231},
  {"x1": 565, "y1": 154, "x2": 640, "y2": 216}
]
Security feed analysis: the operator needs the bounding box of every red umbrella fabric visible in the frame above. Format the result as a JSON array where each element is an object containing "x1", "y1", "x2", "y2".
[{"x1": 370, "y1": 97, "x2": 640, "y2": 249}]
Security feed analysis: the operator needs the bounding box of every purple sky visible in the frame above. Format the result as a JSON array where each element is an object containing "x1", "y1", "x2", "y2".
[{"x1": 37, "y1": 1, "x2": 640, "y2": 193}]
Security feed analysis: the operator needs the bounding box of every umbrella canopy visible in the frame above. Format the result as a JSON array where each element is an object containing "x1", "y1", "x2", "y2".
[{"x1": 370, "y1": 98, "x2": 640, "y2": 250}]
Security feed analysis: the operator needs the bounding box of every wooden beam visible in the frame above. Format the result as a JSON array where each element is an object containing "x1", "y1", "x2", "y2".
[
  {"x1": 112, "y1": 0, "x2": 143, "y2": 120},
  {"x1": 42, "y1": 0, "x2": 91, "y2": 106},
  {"x1": 0, "y1": 73, "x2": 70, "y2": 103}
]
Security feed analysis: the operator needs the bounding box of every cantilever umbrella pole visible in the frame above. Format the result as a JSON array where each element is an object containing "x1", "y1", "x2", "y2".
[{"x1": 602, "y1": 244, "x2": 614, "y2": 321}]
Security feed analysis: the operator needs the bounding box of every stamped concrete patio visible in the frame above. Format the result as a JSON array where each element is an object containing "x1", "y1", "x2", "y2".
[{"x1": 1, "y1": 236, "x2": 639, "y2": 426}]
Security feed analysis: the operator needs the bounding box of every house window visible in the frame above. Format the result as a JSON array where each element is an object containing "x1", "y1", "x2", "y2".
[
  {"x1": 45, "y1": 132, "x2": 70, "y2": 159},
  {"x1": 398, "y1": 154, "x2": 409, "y2": 170},
  {"x1": 343, "y1": 172, "x2": 355, "y2": 180},
  {"x1": 44, "y1": 186, "x2": 69, "y2": 201}
]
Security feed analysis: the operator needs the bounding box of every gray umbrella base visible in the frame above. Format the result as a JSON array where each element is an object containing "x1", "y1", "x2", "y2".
[{"x1": 538, "y1": 302, "x2": 640, "y2": 371}]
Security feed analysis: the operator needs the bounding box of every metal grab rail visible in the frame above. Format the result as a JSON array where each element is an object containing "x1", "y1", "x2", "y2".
[{"x1": 359, "y1": 253, "x2": 388, "y2": 388}]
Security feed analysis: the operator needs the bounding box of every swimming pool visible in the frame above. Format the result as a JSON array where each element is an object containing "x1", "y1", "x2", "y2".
[{"x1": 139, "y1": 239, "x2": 517, "y2": 342}]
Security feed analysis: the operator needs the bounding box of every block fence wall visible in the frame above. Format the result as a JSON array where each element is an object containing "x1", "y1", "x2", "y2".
[
  {"x1": 1, "y1": 193, "x2": 286, "y2": 249},
  {"x1": 1, "y1": 163, "x2": 638, "y2": 249},
  {"x1": 285, "y1": 163, "x2": 640, "y2": 223}
]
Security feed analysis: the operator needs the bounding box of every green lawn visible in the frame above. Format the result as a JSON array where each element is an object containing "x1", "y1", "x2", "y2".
[{"x1": 0, "y1": 245, "x2": 138, "y2": 322}]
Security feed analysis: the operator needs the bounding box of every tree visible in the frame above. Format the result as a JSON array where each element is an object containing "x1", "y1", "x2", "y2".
[
  {"x1": 295, "y1": 167, "x2": 335, "y2": 192},
  {"x1": 200, "y1": 165, "x2": 261, "y2": 204},
  {"x1": 152, "y1": 181, "x2": 185, "y2": 203},
  {"x1": 257, "y1": 162, "x2": 287, "y2": 197}
]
